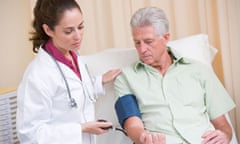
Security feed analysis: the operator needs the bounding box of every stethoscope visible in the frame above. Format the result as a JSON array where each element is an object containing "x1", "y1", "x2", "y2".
[
  {"x1": 47, "y1": 50, "x2": 96, "y2": 108},
  {"x1": 46, "y1": 49, "x2": 127, "y2": 139}
]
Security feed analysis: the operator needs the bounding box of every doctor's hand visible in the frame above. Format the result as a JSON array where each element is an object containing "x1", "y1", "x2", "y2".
[
  {"x1": 81, "y1": 121, "x2": 112, "y2": 135},
  {"x1": 102, "y1": 69, "x2": 121, "y2": 84}
]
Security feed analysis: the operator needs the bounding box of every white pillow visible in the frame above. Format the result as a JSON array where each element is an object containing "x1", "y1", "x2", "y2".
[{"x1": 167, "y1": 34, "x2": 217, "y2": 67}]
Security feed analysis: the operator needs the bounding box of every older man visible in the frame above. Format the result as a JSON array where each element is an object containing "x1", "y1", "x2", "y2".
[{"x1": 114, "y1": 7, "x2": 235, "y2": 144}]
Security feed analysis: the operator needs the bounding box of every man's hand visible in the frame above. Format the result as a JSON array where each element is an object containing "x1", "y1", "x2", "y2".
[
  {"x1": 202, "y1": 114, "x2": 232, "y2": 144},
  {"x1": 201, "y1": 130, "x2": 230, "y2": 144},
  {"x1": 139, "y1": 131, "x2": 166, "y2": 144}
]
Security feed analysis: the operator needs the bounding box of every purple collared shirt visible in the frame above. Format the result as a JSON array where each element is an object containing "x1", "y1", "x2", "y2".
[{"x1": 44, "y1": 40, "x2": 81, "y2": 80}]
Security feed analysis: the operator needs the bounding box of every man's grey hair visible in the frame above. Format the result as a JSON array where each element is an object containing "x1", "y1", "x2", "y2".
[{"x1": 130, "y1": 7, "x2": 169, "y2": 36}]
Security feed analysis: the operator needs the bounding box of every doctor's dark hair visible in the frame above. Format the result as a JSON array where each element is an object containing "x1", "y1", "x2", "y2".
[
  {"x1": 130, "y1": 7, "x2": 169, "y2": 37},
  {"x1": 30, "y1": 0, "x2": 82, "y2": 53}
]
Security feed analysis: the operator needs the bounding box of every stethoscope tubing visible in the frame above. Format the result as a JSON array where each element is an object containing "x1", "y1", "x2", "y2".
[{"x1": 48, "y1": 51, "x2": 78, "y2": 108}]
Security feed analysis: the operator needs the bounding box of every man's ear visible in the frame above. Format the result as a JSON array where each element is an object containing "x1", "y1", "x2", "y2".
[
  {"x1": 162, "y1": 32, "x2": 170, "y2": 45},
  {"x1": 42, "y1": 24, "x2": 53, "y2": 37},
  {"x1": 163, "y1": 32, "x2": 170, "y2": 41}
]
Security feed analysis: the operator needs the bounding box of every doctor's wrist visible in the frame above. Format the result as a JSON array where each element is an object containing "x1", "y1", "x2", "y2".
[{"x1": 81, "y1": 123, "x2": 87, "y2": 133}]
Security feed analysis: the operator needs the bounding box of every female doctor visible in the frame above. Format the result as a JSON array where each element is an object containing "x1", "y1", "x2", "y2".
[{"x1": 17, "y1": 0, "x2": 121, "y2": 143}]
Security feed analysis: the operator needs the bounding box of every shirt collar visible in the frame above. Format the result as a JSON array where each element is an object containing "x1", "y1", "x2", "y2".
[
  {"x1": 133, "y1": 47, "x2": 191, "y2": 72},
  {"x1": 43, "y1": 40, "x2": 78, "y2": 67}
]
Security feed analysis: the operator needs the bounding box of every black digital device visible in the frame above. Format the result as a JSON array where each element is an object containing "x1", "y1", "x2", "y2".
[{"x1": 97, "y1": 119, "x2": 127, "y2": 136}]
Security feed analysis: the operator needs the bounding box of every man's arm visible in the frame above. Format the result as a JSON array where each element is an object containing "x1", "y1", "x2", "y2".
[
  {"x1": 212, "y1": 115, "x2": 232, "y2": 140},
  {"x1": 124, "y1": 116, "x2": 145, "y2": 143},
  {"x1": 202, "y1": 115, "x2": 232, "y2": 144}
]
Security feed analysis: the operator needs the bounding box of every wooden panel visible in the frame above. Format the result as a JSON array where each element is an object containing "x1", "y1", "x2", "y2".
[{"x1": 0, "y1": 88, "x2": 16, "y2": 95}]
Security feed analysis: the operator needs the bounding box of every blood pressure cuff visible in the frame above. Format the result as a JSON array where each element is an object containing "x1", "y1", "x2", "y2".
[{"x1": 114, "y1": 94, "x2": 141, "y2": 128}]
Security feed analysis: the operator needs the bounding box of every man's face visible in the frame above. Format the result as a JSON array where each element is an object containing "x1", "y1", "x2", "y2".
[{"x1": 132, "y1": 26, "x2": 168, "y2": 66}]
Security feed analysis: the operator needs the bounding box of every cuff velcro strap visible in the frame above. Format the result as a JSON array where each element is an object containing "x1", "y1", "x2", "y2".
[{"x1": 114, "y1": 94, "x2": 141, "y2": 127}]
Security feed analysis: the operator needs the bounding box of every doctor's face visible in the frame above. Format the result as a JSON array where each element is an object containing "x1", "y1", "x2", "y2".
[{"x1": 46, "y1": 8, "x2": 84, "y2": 53}]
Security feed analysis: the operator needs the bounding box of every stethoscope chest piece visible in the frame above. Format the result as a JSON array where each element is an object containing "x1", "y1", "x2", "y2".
[{"x1": 70, "y1": 98, "x2": 78, "y2": 108}]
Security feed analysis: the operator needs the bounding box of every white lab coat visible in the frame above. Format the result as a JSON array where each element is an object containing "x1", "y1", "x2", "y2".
[{"x1": 17, "y1": 48, "x2": 105, "y2": 144}]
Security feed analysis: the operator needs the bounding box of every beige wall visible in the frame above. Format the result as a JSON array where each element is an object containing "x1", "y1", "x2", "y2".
[
  {"x1": 0, "y1": 0, "x2": 227, "y2": 88},
  {"x1": 0, "y1": 0, "x2": 33, "y2": 87}
]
